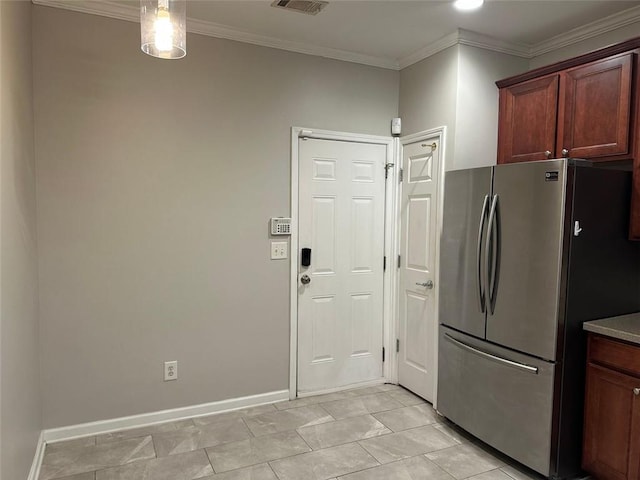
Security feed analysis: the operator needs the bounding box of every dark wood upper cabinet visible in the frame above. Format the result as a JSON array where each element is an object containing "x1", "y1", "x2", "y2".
[
  {"x1": 559, "y1": 54, "x2": 633, "y2": 159},
  {"x1": 498, "y1": 53, "x2": 635, "y2": 165},
  {"x1": 496, "y1": 38, "x2": 640, "y2": 240},
  {"x1": 498, "y1": 75, "x2": 558, "y2": 164},
  {"x1": 583, "y1": 335, "x2": 640, "y2": 480}
]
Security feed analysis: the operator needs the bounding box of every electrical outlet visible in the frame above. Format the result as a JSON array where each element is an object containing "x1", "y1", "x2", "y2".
[
  {"x1": 164, "y1": 360, "x2": 178, "y2": 381},
  {"x1": 271, "y1": 241, "x2": 288, "y2": 260}
]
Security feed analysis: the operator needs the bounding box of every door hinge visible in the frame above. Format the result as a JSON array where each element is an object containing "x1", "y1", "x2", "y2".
[
  {"x1": 383, "y1": 256, "x2": 387, "y2": 271},
  {"x1": 396, "y1": 338, "x2": 400, "y2": 353},
  {"x1": 397, "y1": 255, "x2": 401, "y2": 268},
  {"x1": 382, "y1": 346, "x2": 385, "y2": 362},
  {"x1": 399, "y1": 168, "x2": 404, "y2": 183}
]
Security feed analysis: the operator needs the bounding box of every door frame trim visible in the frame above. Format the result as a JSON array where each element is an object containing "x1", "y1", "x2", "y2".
[
  {"x1": 398, "y1": 126, "x2": 447, "y2": 408},
  {"x1": 289, "y1": 127, "x2": 397, "y2": 400}
]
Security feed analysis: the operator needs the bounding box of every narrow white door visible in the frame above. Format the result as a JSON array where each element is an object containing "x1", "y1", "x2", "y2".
[
  {"x1": 297, "y1": 138, "x2": 386, "y2": 394},
  {"x1": 397, "y1": 138, "x2": 441, "y2": 402}
]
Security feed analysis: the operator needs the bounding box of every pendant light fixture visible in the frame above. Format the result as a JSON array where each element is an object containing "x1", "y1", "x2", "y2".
[{"x1": 140, "y1": 0, "x2": 186, "y2": 59}]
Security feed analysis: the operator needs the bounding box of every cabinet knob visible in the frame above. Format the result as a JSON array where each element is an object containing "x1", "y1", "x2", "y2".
[
  {"x1": 544, "y1": 151, "x2": 552, "y2": 158},
  {"x1": 561, "y1": 148, "x2": 569, "y2": 158},
  {"x1": 634, "y1": 388, "x2": 640, "y2": 396}
]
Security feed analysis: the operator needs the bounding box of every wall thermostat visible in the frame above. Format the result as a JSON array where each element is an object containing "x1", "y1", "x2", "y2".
[{"x1": 270, "y1": 217, "x2": 292, "y2": 235}]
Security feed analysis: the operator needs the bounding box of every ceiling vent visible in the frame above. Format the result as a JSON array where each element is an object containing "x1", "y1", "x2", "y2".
[{"x1": 271, "y1": 0, "x2": 328, "y2": 15}]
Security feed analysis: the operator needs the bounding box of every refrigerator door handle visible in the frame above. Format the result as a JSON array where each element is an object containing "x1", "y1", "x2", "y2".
[
  {"x1": 485, "y1": 194, "x2": 500, "y2": 315},
  {"x1": 476, "y1": 195, "x2": 490, "y2": 313},
  {"x1": 444, "y1": 333, "x2": 539, "y2": 374}
]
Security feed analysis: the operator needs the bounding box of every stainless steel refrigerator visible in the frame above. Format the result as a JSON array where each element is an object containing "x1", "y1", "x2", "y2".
[{"x1": 438, "y1": 159, "x2": 640, "y2": 479}]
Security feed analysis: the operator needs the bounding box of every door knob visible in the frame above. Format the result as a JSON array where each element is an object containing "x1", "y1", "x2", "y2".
[
  {"x1": 416, "y1": 280, "x2": 434, "y2": 289},
  {"x1": 561, "y1": 148, "x2": 569, "y2": 157},
  {"x1": 544, "y1": 150, "x2": 552, "y2": 158},
  {"x1": 634, "y1": 388, "x2": 640, "y2": 396},
  {"x1": 300, "y1": 274, "x2": 311, "y2": 285}
]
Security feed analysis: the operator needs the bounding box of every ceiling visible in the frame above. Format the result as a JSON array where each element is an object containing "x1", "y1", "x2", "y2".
[{"x1": 37, "y1": 0, "x2": 640, "y2": 69}]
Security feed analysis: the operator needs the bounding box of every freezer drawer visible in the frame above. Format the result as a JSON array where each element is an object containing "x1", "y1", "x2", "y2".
[{"x1": 438, "y1": 326, "x2": 556, "y2": 476}]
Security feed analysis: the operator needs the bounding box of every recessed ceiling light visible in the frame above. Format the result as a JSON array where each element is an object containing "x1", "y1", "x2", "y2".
[{"x1": 454, "y1": 0, "x2": 484, "y2": 11}]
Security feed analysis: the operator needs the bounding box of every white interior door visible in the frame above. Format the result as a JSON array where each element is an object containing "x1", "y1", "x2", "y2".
[
  {"x1": 297, "y1": 137, "x2": 386, "y2": 394},
  {"x1": 397, "y1": 137, "x2": 441, "y2": 402}
]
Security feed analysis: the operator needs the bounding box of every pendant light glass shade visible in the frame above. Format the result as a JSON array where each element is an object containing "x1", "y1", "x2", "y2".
[
  {"x1": 140, "y1": 0, "x2": 186, "y2": 59},
  {"x1": 453, "y1": 0, "x2": 484, "y2": 10}
]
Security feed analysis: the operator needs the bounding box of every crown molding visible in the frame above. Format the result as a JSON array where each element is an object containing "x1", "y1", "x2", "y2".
[
  {"x1": 31, "y1": 0, "x2": 640, "y2": 71},
  {"x1": 398, "y1": 4, "x2": 640, "y2": 69},
  {"x1": 32, "y1": 0, "x2": 138, "y2": 23},
  {"x1": 397, "y1": 29, "x2": 530, "y2": 70},
  {"x1": 31, "y1": 0, "x2": 399, "y2": 70},
  {"x1": 457, "y1": 29, "x2": 531, "y2": 57},
  {"x1": 185, "y1": 16, "x2": 400, "y2": 70},
  {"x1": 530, "y1": 4, "x2": 640, "y2": 58},
  {"x1": 397, "y1": 30, "x2": 460, "y2": 70}
]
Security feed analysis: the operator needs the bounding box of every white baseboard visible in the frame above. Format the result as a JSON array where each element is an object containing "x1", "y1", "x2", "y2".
[
  {"x1": 41, "y1": 389, "x2": 289, "y2": 444},
  {"x1": 27, "y1": 430, "x2": 46, "y2": 480}
]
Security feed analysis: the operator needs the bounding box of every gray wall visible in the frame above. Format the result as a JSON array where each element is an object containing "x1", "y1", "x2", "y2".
[
  {"x1": 454, "y1": 45, "x2": 529, "y2": 170},
  {"x1": 399, "y1": 45, "x2": 528, "y2": 171},
  {"x1": 31, "y1": 1, "x2": 634, "y2": 433},
  {"x1": 33, "y1": 5, "x2": 399, "y2": 428},
  {"x1": 1, "y1": 1, "x2": 41, "y2": 478},
  {"x1": 399, "y1": 46, "x2": 459, "y2": 166}
]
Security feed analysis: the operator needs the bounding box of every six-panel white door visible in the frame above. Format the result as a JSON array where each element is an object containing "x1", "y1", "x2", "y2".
[
  {"x1": 297, "y1": 138, "x2": 386, "y2": 394},
  {"x1": 397, "y1": 138, "x2": 440, "y2": 402}
]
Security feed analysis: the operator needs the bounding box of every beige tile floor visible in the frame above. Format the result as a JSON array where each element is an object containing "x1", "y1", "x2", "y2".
[{"x1": 39, "y1": 385, "x2": 545, "y2": 480}]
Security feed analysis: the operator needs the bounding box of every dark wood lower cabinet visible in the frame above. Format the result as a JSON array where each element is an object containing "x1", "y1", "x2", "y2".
[{"x1": 583, "y1": 335, "x2": 640, "y2": 480}]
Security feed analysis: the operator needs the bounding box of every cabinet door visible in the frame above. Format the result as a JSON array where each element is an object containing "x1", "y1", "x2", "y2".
[
  {"x1": 497, "y1": 75, "x2": 559, "y2": 164},
  {"x1": 559, "y1": 53, "x2": 633, "y2": 159},
  {"x1": 631, "y1": 159, "x2": 640, "y2": 240},
  {"x1": 583, "y1": 363, "x2": 639, "y2": 480},
  {"x1": 630, "y1": 386, "x2": 640, "y2": 480}
]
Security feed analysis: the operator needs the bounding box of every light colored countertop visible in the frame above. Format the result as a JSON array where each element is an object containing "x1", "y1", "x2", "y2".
[{"x1": 583, "y1": 312, "x2": 640, "y2": 346}]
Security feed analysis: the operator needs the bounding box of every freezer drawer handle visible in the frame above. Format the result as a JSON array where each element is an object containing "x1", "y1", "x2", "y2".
[{"x1": 444, "y1": 333, "x2": 539, "y2": 375}]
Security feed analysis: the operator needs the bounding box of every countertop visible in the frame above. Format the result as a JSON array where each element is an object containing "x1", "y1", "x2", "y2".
[{"x1": 583, "y1": 312, "x2": 640, "y2": 346}]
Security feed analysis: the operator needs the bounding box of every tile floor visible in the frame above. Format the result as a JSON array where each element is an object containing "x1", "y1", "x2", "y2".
[{"x1": 39, "y1": 384, "x2": 544, "y2": 480}]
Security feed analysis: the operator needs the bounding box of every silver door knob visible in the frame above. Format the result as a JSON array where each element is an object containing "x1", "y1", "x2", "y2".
[
  {"x1": 634, "y1": 388, "x2": 640, "y2": 396},
  {"x1": 561, "y1": 148, "x2": 569, "y2": 157},
  {"x1": 300, "y1": 274, "x2": 311, "y2": 285},
  {"x1": 416, "y1": 280, "x2": 434, "y2": 289},
  {"x1": 544, "y1": 150, "x2": 552, "y2": 158}
]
